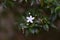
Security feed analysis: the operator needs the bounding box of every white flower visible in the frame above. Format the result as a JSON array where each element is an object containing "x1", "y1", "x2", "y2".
[
  {"x1": 29, "y1": 12, "x2": 31, "y2": 14},
  {"x1": 26, "y1": 15, "x2": 35, "y2": 23}
]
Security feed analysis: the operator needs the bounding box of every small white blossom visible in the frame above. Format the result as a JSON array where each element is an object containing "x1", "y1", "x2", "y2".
[
  {"x1": 29, "y1": 12, "x2": 31, "y2": 14},
  {"x1": 26, "y1": 15, "x2": 35, "y2": 23},
  {"x1": 26, "y1": 23, "x2": 29, "y2": 25}
]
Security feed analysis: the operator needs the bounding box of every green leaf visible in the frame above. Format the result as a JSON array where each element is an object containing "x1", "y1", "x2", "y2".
[
  {"x1": 50, "y1": 24, "x2": 57, "y2": 29},
  {"x1": 5, "y1": 0, "x2": 15, "y2": 7},
  {"x1": 25, "y1": 0, "x2": 27, "y2": 2},
  {"x1": 50, "y1": 13, "x2": 57, "y2": 22},
  {"x1": 29, "y1": 28, "x2": 38, "y2": 34},
  {"x1": 55, "y1": 6, "x2": 60, "y2": 13},
  {"x1": 43, "y1": 24, "x2": 49, "y2": 31},
  {"x1": 40, "y1": 0, "x2": 44, "y2": 7},
  {"x1": 30, "y1": 0, "x2": 35, "y2": 6}
]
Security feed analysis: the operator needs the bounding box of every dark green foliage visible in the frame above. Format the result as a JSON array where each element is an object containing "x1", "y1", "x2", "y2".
[{"x1": 1, "y1": 0, "x2": 60, "y2": 36}]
